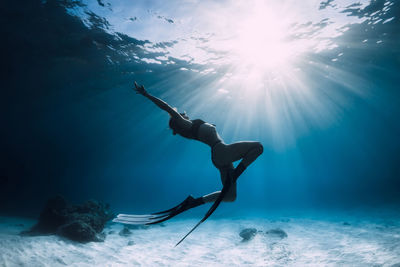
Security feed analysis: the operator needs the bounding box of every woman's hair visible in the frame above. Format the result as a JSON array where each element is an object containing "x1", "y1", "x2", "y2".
[{"x1": 169, "y1": 112, "x2": 191, "y2": 137}]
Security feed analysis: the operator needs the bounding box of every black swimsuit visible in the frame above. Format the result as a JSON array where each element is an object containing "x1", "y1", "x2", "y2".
[
  {"x1": 190, "y1": 119, "x2": 206, "y2": 140},
  {"x1": 191, "y1": 119, "x2": 222, "y2": 148}
]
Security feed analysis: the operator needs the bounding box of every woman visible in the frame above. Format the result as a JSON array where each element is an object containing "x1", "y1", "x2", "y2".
[{"x1": 114, "y1": 82, "x2": 263, "y2": 244}]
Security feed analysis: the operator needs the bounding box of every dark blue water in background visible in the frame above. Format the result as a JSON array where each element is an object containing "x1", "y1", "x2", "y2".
[{"x1": 1, "y1": 0, "x2": 399, "y2": 218}]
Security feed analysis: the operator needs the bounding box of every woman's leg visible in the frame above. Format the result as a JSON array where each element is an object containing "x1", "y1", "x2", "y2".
[
  {"x1": 223, "y1": 141, "x2": 263, "y2": 181},
  {"x1": 202, "y1": 166, "x2": 237, "y2": 203},
  {"x1": 202, "y1": 141, "x2": 263, "y2": 203},
  {"x1": 224, "y1": 141, "x2": 264, "y2": 167}
]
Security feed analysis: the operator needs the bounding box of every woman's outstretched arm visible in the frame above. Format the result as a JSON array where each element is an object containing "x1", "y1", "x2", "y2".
[{"x1": 133, "y1": 82, "x2": 191, "y2": 126}]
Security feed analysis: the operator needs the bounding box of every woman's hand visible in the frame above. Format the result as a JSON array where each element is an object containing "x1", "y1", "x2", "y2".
[{"x1": 134, "y1": 81, "x2": 147, "y2": 95}]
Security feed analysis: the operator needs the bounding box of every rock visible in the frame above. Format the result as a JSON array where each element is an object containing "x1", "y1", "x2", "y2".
[
  {"x1": 28, "y1": 195, "x2": 69, "y2": 234},
  {"x1": 67, "y1": 200, "x2": 113, "y2": 233},
  {"x1": 108, "y1": 230, "x2": 115, "y2": 235},
  {"x1": 127, "y1": 240, "x2": 135, "y2": 246},
  {"x1": 343, "y1": 222, "x2": 351, "y2": 226},
  {"x1": 119, "y1": 226, "x2": 132, "y2": 237},
  {"x1": 58, "y1": 221, "x2": 99, "y2": 243},
  {"x1": 239, "y1": 228, "x2": 257, "y2": 241},
  {"x1": 265, "y1": 228, "x2": 287, "y2": 239},
  {"x1": 23, "y1": 195, "x2": 113, "y2": 243}
]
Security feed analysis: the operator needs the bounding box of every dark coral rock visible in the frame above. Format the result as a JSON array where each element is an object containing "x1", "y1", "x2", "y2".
[
  {"x1": 67, "y1": 200, "x2": 113, "y2": 233},
  {"x1": 28, "y1": 195, "x2": 69, "y2": 234},
  {"x1": 265, "y1": 228, "x2": 287, "y2": 239},
  {"x1": 127, "y1": 240, "x2": 135, "y2": 246},
  {"x1": 24, "y1": 196, "x2": 113, "y2": 243},
  {"x1": 239, "y1": 228, "x2": 257, "y2": 241},
  {"x1": 58, "y1": 221, "x2": 99, "y2": 243},
  {"x1": 343, "y1": 222, "x2": 351, "y2": 226},
  {"x1": 119, "y1": 226, "x2": 132, "y2": 237}
]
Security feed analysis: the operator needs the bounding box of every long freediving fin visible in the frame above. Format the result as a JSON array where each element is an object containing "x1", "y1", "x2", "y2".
[
  {"x1": 175, "y1": 178, "x2": 234, "y2": 246},
  {"x1": 112, "y1": 195, "x2": 201, "y2": 225}
]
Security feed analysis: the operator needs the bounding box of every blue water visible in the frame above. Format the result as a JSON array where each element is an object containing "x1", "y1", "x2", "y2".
[{"x1": 1, "y1": 0, "x2": 399, "y2": 220}]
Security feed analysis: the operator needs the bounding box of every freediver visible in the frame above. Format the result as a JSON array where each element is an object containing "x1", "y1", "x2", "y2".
[{"x1": 114, "y1": 82, "x2": 263, "y2": 245}]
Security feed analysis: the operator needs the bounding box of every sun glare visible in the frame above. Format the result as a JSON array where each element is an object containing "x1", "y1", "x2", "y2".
[
  {"x1": 215, "y1": 1, "x2": 310, "y2": 96},
  {"x1": 233, "y1": 7, "x2": 294, "y2": 70}
]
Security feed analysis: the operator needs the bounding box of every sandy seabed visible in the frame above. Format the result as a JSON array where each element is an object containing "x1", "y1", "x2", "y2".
[{"x1": 1, "y1": 213, "x2": 400, "y2": 267}]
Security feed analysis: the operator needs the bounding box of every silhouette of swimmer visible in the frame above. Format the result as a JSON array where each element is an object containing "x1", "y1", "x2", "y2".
[{"x1": 114, "y1": 82, "x2": 263, "y2": 245}]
